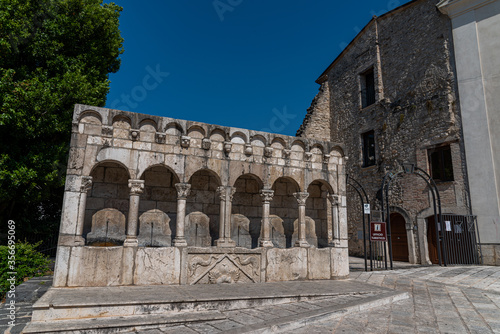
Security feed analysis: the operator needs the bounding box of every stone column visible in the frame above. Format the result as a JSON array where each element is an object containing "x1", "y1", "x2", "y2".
[
  {"x1": 293, "y1": 192, "x2": 310, "y2": 247},
  {"x1": 215, "y1": 186, "x2": 236, "y2": 248},
  {"x1": 327, "y1": 194, "x2": 340, "y2": 247},
  {"x1": 124, "y1": 179, "x2": 145, "y2": 247},
  {"x1": 259, "y1": 189, "x2": 274, "y2": 247},
  {"x1": 75, "y1": 176, "x2": 93, "y2": 246},
  {"x1": 173, "y1": 183, "x2": 191, "y2": 247}
]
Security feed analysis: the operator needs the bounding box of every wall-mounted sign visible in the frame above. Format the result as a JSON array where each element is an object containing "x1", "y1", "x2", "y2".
[
  {"x1": 363, "y1": 203, "x2": 371, "y2": 214},
  {"x1": 370, "y1": 221, "x2": 387, "y2": 242}
]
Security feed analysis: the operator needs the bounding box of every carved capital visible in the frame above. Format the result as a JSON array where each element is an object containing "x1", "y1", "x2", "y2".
[
  {"x1": 217, "y1": 186, "x2": 236, "y2": 202},
  {"x1": 128, "y1": 179, "x2": 145, "y2": 195},
  {"x1": 327, "y1": 193, "x2": 340, "y2": 206},
  {"x1": 180, "y1": 135, "x2": 191, "y2": 148},
  {"x1": 175, "y1": 183, "x2": 191, "y2": 199},
  {"x1": 293, "y1": 192, "x2": 309, "y2": 205},
  {"x1": 260, "y1": 189, "x2": 274, "y2": 203},
  {"x1": 283, "y1": 149, "x2": 291, "y2": 159},
  {"x1": 323, "y1": 154, "x2": 331, "y2": 164},
  {"x1": 80, "y1": 176, "x2": 93, "y2": 193}
]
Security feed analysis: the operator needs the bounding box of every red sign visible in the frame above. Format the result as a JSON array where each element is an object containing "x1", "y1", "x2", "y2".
[{"x1": 370, "y1": 221, "x2": 387, "y2": 242}]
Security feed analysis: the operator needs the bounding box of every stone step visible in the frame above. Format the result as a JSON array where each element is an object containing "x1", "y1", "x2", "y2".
[
  {"x1": 24, "y1": 280, "x2": 406, "y2": 333},
  {"x1": 22, "y1": 310, "x2": 225, "y2": 333}
]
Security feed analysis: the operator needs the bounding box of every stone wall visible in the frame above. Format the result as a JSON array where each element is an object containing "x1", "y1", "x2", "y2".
[
  {"x1": 299, "y1": 0, "x2": 470, "y2": 264},
  {"x1": 54, "y1": 104, "x2": 349, "y2": 288}
]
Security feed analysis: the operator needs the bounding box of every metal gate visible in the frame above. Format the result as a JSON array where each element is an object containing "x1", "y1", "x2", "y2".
[{"x1": 436, "y1": 214, "x2": 482, "y2": 265}]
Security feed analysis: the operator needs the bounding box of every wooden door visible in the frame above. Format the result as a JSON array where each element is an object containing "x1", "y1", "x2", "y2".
[
  {"x1": 390, "y1": 213, "x2": 409, "y2": 262},
  {"x1": 427, "y1": 215, "x2": 439, "y2": 264}
]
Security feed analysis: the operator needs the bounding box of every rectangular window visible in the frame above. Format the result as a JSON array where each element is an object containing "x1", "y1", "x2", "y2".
[
  {"x1": 361, "y1": 68, "x2": 376, "y2": 108},
  {"x1": 362, "y1": 130, "x2": 376, "y2": 167},
  {"x1": 428, "y1": 145, "x2": 454, "y2": 181}
]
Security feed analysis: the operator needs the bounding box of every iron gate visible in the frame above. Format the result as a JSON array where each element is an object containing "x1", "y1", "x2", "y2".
[{"x1": 435, "y1": 214, "x2": 482, "y2": 265}]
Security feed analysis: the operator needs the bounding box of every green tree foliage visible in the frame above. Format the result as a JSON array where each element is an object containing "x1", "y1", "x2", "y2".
[
  {"x1": 0, "y1": 240, "x2": 52, "y2": 299},
  {"x1": 0, "y1": 0, "x2": 123, "y2": 236}
]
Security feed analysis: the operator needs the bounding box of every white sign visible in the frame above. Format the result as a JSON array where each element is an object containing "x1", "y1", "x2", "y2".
[
  {"x1": 445, "y1": 221, "x2": 452, "y2": 231},
  {"x1": 363, "y1": 203, "x2": 371, "y2": 214}
]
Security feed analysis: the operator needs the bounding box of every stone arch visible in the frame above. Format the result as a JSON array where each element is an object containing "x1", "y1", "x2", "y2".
[
  {"x1": 95, "y1": 150, "x2": 135, "y2": 177},
  {"x1": 79, "y1": 110, "x2": 102, "y2": 124},
  {"x1": 185, "y1": 211, "x2": 211, "y2": 247},
  {"x1": 139, "y1": 165, "x2": 179, "y2": 239},
  {"x1": 232, "y1": 174, "x2": 264, "y2": 249},
  {"x1": 250, "y1": 135, "x2": 266, "y2": 147},
  {"x1": 187, "y1": 169, "x2": 222, "y2": 244},
  {"x1": 209, "y1": 128, "x2": 226, "y2": 142},
  {"x1": 138, "y1": 209, "x2": 171, "y2": 247},
  {"x1": 306, "y1": 180, "x2": 332, "y2": 248},
  {"x1": 187, "y1": 125, "x2": 206, "y2": 139},
  {"x1": 165, "y1": 122, "x2": 184, "y2": 135},
  {"x1": 112, "y1": 115, "x2": 132, "y2": 129},
  {"x1": 139, "y1": 118, "x2": 157, "y2": 132},
  {"x1": 271, "y1": 176, "x2": 301, "y2": 248},
  {"x1": 330, "y1": 146, "x2": 345, "y2": 157},
  {"x1": 230, "y1": 131, "x2": 247, "y2": 144},
  {"x1": 84, "y1": 161, "x2": 130, "y2": 240},
  {"x1": 271, "y1": 137, "x2": 287, "y2": 150}
]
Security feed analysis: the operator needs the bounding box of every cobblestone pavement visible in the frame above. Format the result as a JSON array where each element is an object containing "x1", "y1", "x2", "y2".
[
  {"x1": 4, "y1": 260, "x2": 500, "y2": 334},
  {"x1": 289, "y1": 261, "x2": 500, "y2": 334}
]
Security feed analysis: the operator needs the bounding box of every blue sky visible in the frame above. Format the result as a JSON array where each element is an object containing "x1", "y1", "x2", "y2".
[{"x1": 105, "y1": 0, "x2": 406, "y2": 136}]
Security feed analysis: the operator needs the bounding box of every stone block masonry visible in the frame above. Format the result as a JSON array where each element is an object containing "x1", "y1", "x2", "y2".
[{"x1": 54, "y1": 104, "x2": 349, "y2": 288}]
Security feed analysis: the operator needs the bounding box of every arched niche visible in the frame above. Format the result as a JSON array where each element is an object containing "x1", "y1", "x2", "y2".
[
  {"x1": 270, "y1": 176, "x2": 300, "y2": 248},
  {"x1": 232, "y1": 174, "x2": 264, "y2": 249},
  {"x1": 84, "y1": 161, "x2": 131, "y2": 241},
  {"x1": 187, "y1": 169, "x2": 222, "y2": 245},
  {"x1": 306, "y1": 179, "x2": 333, "y2": 248}
]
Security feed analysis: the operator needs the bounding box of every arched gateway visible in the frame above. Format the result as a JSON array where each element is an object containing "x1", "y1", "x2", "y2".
[{"x1": 53, "y1": 104, "x2": 348, "y2": 287}]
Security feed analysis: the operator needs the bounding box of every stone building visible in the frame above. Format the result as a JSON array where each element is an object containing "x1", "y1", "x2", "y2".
[
  {"x1": 53, "y1": 104, "x2": 348, "y2": 289},
  {"x1": 298, "y1": 0, "x2": 476, "y2": 264},
  {"x1": 437, "y1": 0, "x2": 500, "y2": 265}
]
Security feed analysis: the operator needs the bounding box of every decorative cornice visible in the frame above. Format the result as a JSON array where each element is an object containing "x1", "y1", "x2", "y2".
[{"x1": 437, "y1": 0, "x2": 497, "y2": 18}]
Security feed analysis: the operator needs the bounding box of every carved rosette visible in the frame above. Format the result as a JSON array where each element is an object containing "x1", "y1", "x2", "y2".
[
  {"x1": 327, "y1": 193, "x2": 339, "y2": 206},
  {"x1": 202, "y1": 138, "x2": 212, "y2": 150},
  {"x1": 260, "y1": 189, "x2": 274, "y2": 203},
  {"x1": 130, "y1": 129, "x2": 140, "y2": 141},
  {"x1": 155, "y1": 132, "x2": 166, "y2": 144},
  {"x1": 80, "y1": 176, "x2": 93, "y2": 193},
  {"x1": 101, "y1": 125, "x2": 113, "y2": 137},
  {"x1": 180, "y1": 135, "x2": 191, "y2": 148},
  {"x1": 128, "y1": 180, "x2": 145, "y2": 195},
  {"x1": 175, "y1": 183, "x2": 191, "y2": 200},
  {"x1": 293, "y1": 192, "x2": 309, "y2": 206}
]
